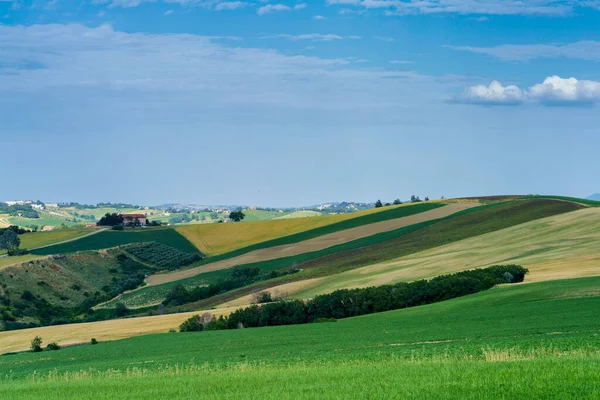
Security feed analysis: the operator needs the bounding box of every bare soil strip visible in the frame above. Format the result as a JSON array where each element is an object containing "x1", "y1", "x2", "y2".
[{"x1": 147, "y1": 203, "x2": 473, "y2": 287}]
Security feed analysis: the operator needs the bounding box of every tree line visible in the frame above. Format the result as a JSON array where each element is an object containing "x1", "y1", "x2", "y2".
[
  {"x1": 180, "y1": 265, "x2": 527, "y2": 332},
  {"x1": 374, "y1": 195, "x2": 430, "y2": 208}
]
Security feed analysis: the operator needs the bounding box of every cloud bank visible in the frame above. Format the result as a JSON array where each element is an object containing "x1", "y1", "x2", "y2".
[
  {"x1": 454, "y1": 76, "x2": 600, "y2": 106},
  {"x1": 326, "y1": 0, "x2": 600, "y2": 16}
]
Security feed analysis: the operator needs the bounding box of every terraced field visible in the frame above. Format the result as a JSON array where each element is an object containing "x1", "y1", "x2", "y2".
[{"x1": 1, "y1": 277, "x2": 599, "y2": 399}]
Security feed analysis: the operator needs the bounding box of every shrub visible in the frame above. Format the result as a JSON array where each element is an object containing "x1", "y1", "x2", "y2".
[
  {"x1": 31, "y1": 336, "x2": 43, "y2": 352},
  {"x1": 179, "y1": 315, "x2": 204, "y2": 332},
  {"x1": 90, "y1": 338, "x2": 98, "y2": 345},
  {"x1": 111, "y1": 224, "x2": 124, "y2": 231},
  {"x1": 252, "y1": 291, "x2": 273, "y2": 304},
  {"x1": 46, "y1": 342, "x2": 61, "y2": 351},
  {"x1": 114, "y1": 303, "x2": 129, "y2": 317}
]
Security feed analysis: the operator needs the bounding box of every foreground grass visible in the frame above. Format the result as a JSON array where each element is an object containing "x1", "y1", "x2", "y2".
[
  {"x1": 30, "y1": 228, "x2": 199, "y2": 255},
  {"x1": 1, "y1": 277, "x2": 599, "y2": 399},
  {"x1": 2, "y1": 277, "x2": 599, "y2": 372},
  {"x1": 2, "y1": 357, "x2": 599, "y2": 399}
]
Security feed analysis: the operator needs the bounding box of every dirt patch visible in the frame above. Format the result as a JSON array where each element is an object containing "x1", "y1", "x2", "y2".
[{"x1": 148, "y1": 203, "x2": 473, "y2": 287}]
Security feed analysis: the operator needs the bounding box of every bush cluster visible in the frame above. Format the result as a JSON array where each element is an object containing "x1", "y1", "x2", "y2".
[
  {"x1": 180, "y1": 265, "x2": 527, "y2": 332},
  {"x1": 125, "y1": 242, "x2": 203, "y2": 270}
]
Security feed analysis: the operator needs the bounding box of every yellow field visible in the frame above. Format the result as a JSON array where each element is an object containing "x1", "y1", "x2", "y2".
[
  {"x1": 222, "y1": 207, "x2": 600, "y2": 305},
  {"x1": 0, "y1": 306, "x2": 242, "y2": 354},
  {"x1": 175, "y1": 204, "x2": 418, "y2": 256}
]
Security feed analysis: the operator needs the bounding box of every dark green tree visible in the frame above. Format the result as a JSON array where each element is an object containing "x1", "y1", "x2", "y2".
[
  {"x1": 393, "y1": 199, "x2": 402, "y2": 205},
  {"x1": 374, "y1": 200, "x2": 383, "y2": 208},
  {"x1": 0, "y1": 229, "x2": 21, "y2": 256},
  {"x1": 229, "y1": 210, "x2": 246, "y2": 222}
]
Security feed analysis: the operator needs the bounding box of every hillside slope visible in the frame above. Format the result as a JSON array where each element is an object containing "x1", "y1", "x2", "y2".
[
  {"x1": 241, "y1": 205, "x2": 600, "y2": 303},
  {"x1": 147, "y1": 203, "x2": 467, "y2": 287}
]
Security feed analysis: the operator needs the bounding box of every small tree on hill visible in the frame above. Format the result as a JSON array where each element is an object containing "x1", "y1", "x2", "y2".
[
  {"x1": 0, "y1": 230, "x2": 21, "y2": 256},
  {"x1": 375, "y1": 200, "x2": 383, "y2": 208},
  {"x1": 393, "y1": 199, "x2": 402, "y2": 205},
  {"x1": 229, "y1": 210, "x2": 245, "y2": 222},
  {"x1": 31, "y1": 336, "x2": 43, "y2": 352}
]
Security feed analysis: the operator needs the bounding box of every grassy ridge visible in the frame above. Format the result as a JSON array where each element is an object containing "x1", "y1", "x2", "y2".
[
  {"x1": 526, "y1": 195, "x2": 600, "y2": 207},
  {"x1": 177, "y1": 202, "x2": 444, "y2": 257},
  {"x1": 1, "y1": 277, "x2": 599, "y2": 398},
  {"x1": 30, "y1": 229, "x2": 199, "y2": 256},
  {"x1": 291, "y1": 198, "x2": 583, "y2": 278}
]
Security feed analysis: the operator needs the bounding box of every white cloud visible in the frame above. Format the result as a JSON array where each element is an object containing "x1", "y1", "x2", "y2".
[
  {"x1": 454, "y1": 80, "x2": 525, "y2": 105},
  {"x1": 0, "y1": 23, "x2": 427, "y2": 112},
  {"x1": 373, "y1": 35, "x2": 394, "y2": 42},
  {"x1": 164, "y1": 9, "x2": 174, "y2": 15},
  {"x1": 327, "y1": 0, "x2": 600, "y2": 17},
  {"x1": 215, "y1": 1, "x2": 247, "y2": 10},
  {"x1": 447, "y1": 41, "x2": 600, "y2": 62},
  {"x1": 454, "y1": 76, "x2": 600, "y2": 106},
  {"x1": 313, "y1": 14, "x2": 326, "y2": 19},
  {"x1": 257, "y1": 4, "x2": 289, "y2": 14},
  {"x1": 272, "y1": 33, "x2": 344, "y2": 41},
  {"x1": 294, "y1": 3, "x2": 307, "y2": 10},
  {"x1": 529, "y1": 76, "x2": 600, "y2": 104}
]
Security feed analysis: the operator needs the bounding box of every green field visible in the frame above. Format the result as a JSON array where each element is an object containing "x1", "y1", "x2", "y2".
[
  {"x1": 30, "y1": 228, "x2": 199, "y2": 256},
  {"x1": 1, "y1": 277, "x2": 599, "y2": 398}
]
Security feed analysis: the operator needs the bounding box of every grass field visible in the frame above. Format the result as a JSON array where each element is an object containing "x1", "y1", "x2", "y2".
[
  {"x1": 175, "y1": 202, "x2": 445, "y2": 256},
  {"x1": 30, "y1": 228, "x2": 199, "y2": 256},
  {"x1": 0, "y1": 254, "x2": 40, "y2": 269},
  {"x1": 19, "y1": 228, "x2": 97, "y2": 250},
  {"x1": 1, "y1": 277, "x2": 599, "y2": 398},
  {"x1": 274, "y1": 210, "x2": 322, "y2": 219}
]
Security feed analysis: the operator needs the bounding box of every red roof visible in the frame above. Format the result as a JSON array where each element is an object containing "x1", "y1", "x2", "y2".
[{"x1": 122, "y1": 214, "x2": 146, "y2": 218}]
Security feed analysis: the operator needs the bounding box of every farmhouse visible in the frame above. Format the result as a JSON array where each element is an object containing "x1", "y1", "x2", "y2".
[{"x1": 122, "y1": 213, "x2": 147, "y2": 226}]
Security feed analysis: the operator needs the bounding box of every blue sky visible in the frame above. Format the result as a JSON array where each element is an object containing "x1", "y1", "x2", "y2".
[{"x1": 1, "y1": 1, "x2": 600, "y2": 206}]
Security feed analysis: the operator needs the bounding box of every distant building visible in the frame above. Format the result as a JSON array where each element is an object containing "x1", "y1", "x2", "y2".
[
  {"x1": 31, "y1": 204, "x2": 45, "y2": 211},
  {"x1": 122, "y1": 213, "x2": 147, "y2": 226},
  {"x1": 42, "y1": 226, "x2": 54, "y2": 231}
]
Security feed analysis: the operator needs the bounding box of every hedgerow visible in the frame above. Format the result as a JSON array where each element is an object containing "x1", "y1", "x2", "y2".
[
  {"x1": 125, "y1": 242, "x2": 203, "y2": 270},
  {"x1": 181, "y1": 265, "x2": 528, "y2": 332}
]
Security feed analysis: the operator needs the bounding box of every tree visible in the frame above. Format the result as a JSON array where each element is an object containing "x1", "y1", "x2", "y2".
[
  {"x1": 97, "y1": 213, "x2": 124, "y2": 226},
  {"x1": 424, "y1": 196, "x2": 430, "y2": 201},
  {"x1": 229, "y1": 210, "x2": 245, "y2": 222},
  {"x1": 0, "y1": 230, "x2": 21, "y2": 256},
  {"x1": 31, "y1": 336, "x2": 43, "y2": 352},
  {"x1": 393, "y1": 199, "x2": 402, "y2": 205},
  {"x1": 374, "y1": 200, "x2": 383, "y2": 208},
  {"x1": 114, "y1": 302, "x2": 129, "y2": 317},
  {"x1": 410, "y1": 195, "x2": 422, "y2": 203}
]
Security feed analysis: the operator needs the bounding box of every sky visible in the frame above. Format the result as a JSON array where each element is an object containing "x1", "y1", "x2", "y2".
[{"x1": 1, "y1": 0, "x2": 600, "y2": 206}]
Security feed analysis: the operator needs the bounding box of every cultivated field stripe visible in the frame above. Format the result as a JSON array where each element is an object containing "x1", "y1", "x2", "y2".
[
  {"x1": 146, "y1": 204, "x2": 472, "y2": 287},
  {"x1": 252, "y1": 207, "x2": 600, "y2": 301}
]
